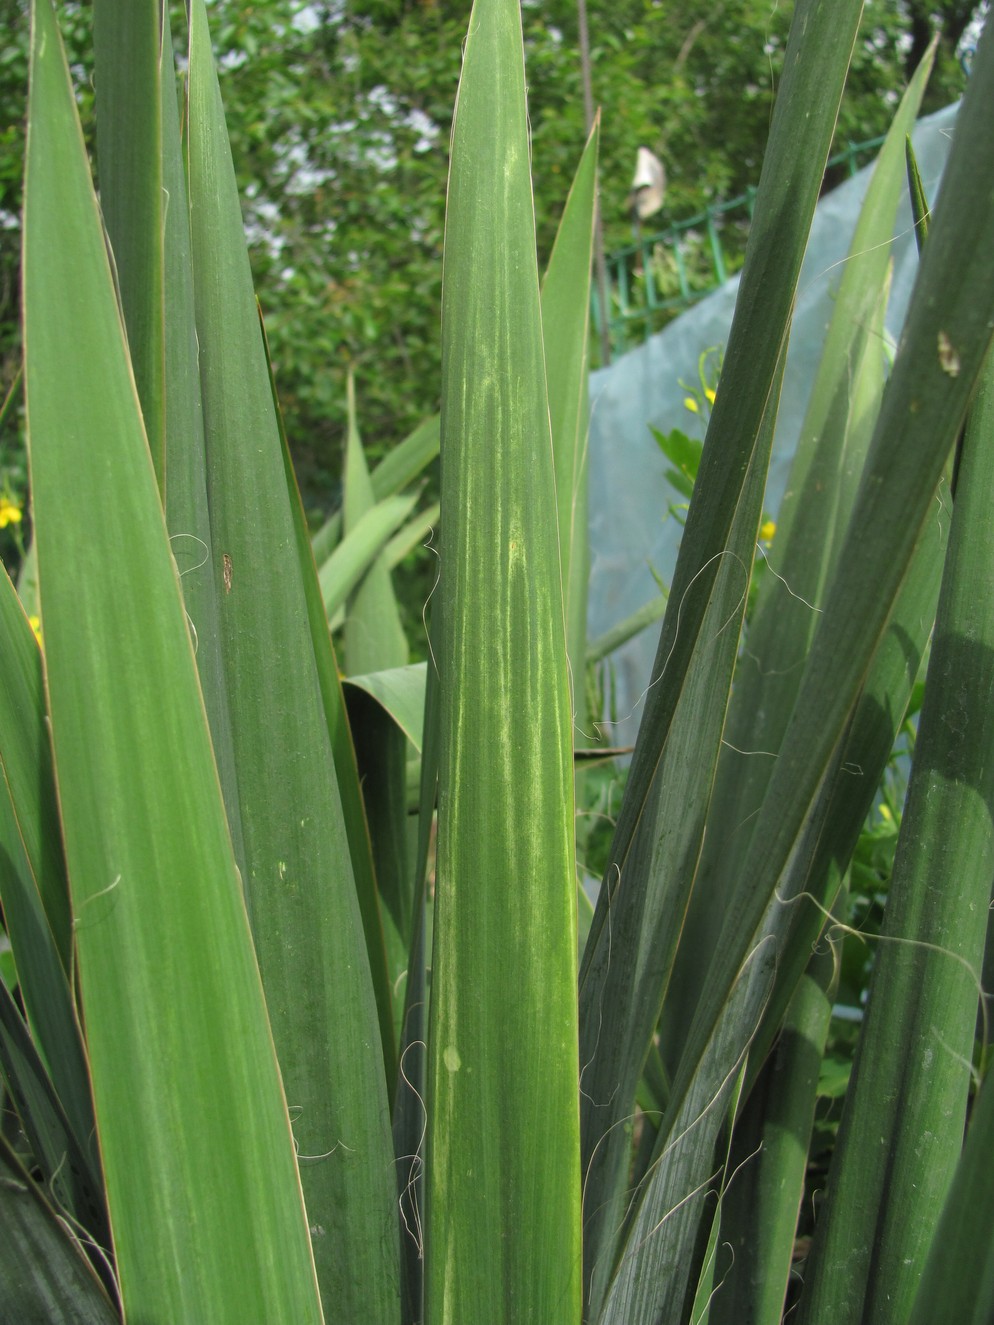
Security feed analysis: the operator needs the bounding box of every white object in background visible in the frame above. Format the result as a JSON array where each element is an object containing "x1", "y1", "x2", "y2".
[{"x1": 628, "y1": 147, "x2": 666, "y2": 220}]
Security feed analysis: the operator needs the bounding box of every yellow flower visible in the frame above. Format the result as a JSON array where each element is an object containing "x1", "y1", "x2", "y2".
[
  {"x1": 705, "y1": 387, "x2": 716, "y2": 404},
  {"x1": 0, "y1": 497, "x2": 23, "y2": 528},
  {"x1": 879, "y1": 803, "x2": 893, "y2": 824},
  {"x1": 683, "y1": 396, "x2": 699, "y2": 414},
  {"x1": 759, "y1": 519, "x2": 776, "y2": 544},
  {"x1": 28, "y1": 615, "x2": 42, "y2": 646}
]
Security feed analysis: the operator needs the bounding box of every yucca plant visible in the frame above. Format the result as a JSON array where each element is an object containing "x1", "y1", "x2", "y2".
[{"x1": 2, "y1": 0, "x2": 994, "y2": 1321}]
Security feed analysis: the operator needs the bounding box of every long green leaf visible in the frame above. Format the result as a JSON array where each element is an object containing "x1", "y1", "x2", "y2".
[
  {"x1": 311, "y1": 412, "x2": 440, "y2": 565},
  {"x1": 0, "y1": 576, "x2": 105, "y2": 1247},
  {"x1": 797, "y1": 335, "x2": 994, "y2": 1324},
  {"x1": 23, "y1": 3, "x2": 322, "y2": 1316},
  {"x1": 261, "y1": 306, "x2": 399, "y2": 1091},
  {"x1": 160, "y1": 7, "x2": 247, "y2": 879},
  {"x1": 344, "y1": 685, "x2": 412, "y2": 1037},
  {"x1": 343, "y1": 369, "x2": 409, "y2": 675},
  {"x1": 675, "y1": 43, "x2": 934, "y2": 1039},
  {"x1": 425, "y1": 0, "x2": 581, "y2": 1317},
  {"x1": 542, "y1": 119, "x2": 598, "y2": 742},
  {"x1": 185, "y1": 2, "x2": 398, "y2": 1316},
  {"x1": 584, "y1": 351, "x2": 784, "y2": 1319},
  {"x1": 708, "y1": 939, "x2": 837, "y2": 1325},
  {"x1": 578, "y1": 2, "x2": 864, "y2": 1314},
  {"x1": 338, "y1": 372, "x2": 413, "y2": 1017},
  {"x1": 0, "y1": 470, "x2": 70, "y2": 977},
  {"x1": 622, "y1": 22, "x2": 994, "y2": 1324},
  {"x1": 600, "y1": 946, "x2": 776, "y2": 1324},
  {"x1": 0, "y1": 570, "x2": 83, "y2": 1050},
  {"x1": 319, "y1": 491, "x2": 420, "y2": 619},
  {"x1": 262, "y1": 307, "x2": 402, "y2": 1086},
  {"x1": 0, "y1": 978, "x2": 105, "y2": 1247},
  {"x1": 677, "y1": 3, "x2": 994, "y2": 1155},
  {"x1": 907, "y1": 1066, "x2": 994, "y2": 1325},
  {"x1": 0, "y1": 1135, "x2": 117, "y2": 1325},
  {"x1": 92, "y1": 0, "x2": 165, "y2": 490},
  {"x1": 394, "y1": 650, "x2": 442, "y2": 1325}
]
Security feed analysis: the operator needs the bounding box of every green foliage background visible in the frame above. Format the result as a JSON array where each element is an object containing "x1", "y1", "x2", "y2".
[{"x1": 0, "y1": 0, "x2": 984, "y2": 519}]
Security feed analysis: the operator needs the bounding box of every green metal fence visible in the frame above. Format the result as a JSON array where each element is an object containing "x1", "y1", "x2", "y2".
[{"x1": 594, "y1": 134, "x2": 886, "y2": 361}]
